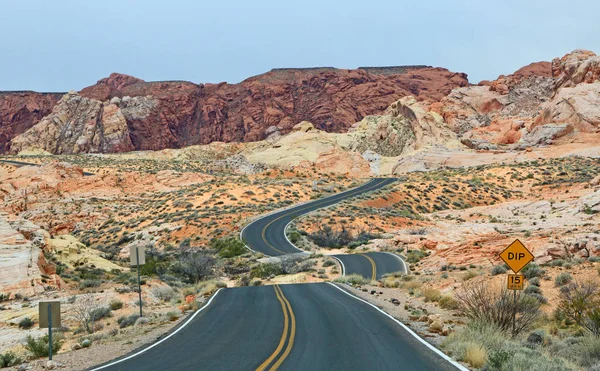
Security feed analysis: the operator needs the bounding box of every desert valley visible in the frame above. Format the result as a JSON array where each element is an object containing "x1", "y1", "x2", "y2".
[{"x1": 1, "y1": 49, "x2": 600, "y2": 370}]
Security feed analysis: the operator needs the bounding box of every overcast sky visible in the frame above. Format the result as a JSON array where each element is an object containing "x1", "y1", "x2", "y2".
[{"x1": 1, "y1": 0, "x2": 598, "y2": 92}]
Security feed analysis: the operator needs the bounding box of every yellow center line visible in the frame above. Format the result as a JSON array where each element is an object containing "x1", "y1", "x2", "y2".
[
  {"x1": 256, "y1": 285, "x2": 289, "y2": 371},
  {"x1": 259, "y1": 179, "x2": 388, "y2": 254},
  {"x1": 269, "y1": 286, "x2": 296, "y2": 371},
  {"x1": 361, "y1": 254, "x2": 377, "y2": 281}
]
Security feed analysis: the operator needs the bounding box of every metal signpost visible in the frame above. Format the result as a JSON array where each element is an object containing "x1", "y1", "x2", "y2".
[
  {"x1": 130, "y1": 245, "x2": 146, "y2": 317},
  {"x1": 499, "y1": 239, "x2": 534, "y2": 336},
  {"x1": 39, "y1": 301, "x2": 61, "y2": 361}
]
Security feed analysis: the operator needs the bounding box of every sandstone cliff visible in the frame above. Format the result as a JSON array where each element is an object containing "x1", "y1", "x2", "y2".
[
  {"x1": 6, "y1": 66, "x2": 468, "y2": 154},
  {"x1": 0, "y1": 91, "x2": 63, "y2": 153},
  {"x1": 433, "y1": 50, "x2": 600, "y2": 150}
]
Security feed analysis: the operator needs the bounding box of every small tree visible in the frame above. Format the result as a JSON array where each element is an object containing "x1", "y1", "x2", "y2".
[
  {"x1": 71, "y1": 293, "x2": 102, "y2": 334},
  {"x1": 171, "y1": 249, "x2": 215, "y2": 283},
  {"x1": 557, "y1": 280, "x2": 600, "y2": 336}
]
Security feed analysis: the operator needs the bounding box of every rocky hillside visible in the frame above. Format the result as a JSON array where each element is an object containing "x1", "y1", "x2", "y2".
[
  {"x1": 0, "y1": 91, "x2": 63, "y2": 153},
  {"x1": 434, "y1": 49, "x2": 600, "y2": 150},
  {"x1": 4, "y1": 66, "x2": 468, "y2": 154}
]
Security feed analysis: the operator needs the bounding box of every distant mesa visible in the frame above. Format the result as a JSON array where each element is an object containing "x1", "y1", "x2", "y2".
[{"x1": 2, "y1": 63, "x2": 469, "y2": 154}]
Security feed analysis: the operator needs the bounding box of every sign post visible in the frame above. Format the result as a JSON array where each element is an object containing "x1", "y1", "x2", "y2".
[
  {"x1": 130, "y1": 245, "x2": 146, "y2": 317},
  {"x1": 499, "y1": 239, "x2": 534, "y2": 336},
  {"x1": 39, "y1": 301, "x2": 61, "y2": 361}
]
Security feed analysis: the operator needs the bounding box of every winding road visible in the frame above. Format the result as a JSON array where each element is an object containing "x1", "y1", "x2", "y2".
[{"x1": 93, "y1": 178, "x2": 465, "y2": 371}]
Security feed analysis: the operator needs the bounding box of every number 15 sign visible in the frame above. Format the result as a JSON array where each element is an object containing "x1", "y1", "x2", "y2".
[{"x1": 507, "y1": 274, "x2": 524, "y2": 290}]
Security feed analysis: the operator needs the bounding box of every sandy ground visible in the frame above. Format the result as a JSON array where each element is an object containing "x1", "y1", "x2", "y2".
[
  {"x1": 13, "y1": 312, "x2": 190, "y2": 371},
  {"x1": 341, "y1": 283, "x2": 465, "y2": 347}
]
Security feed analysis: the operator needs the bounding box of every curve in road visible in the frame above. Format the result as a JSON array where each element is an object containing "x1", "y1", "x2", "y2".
[
  {"x1": 333, "y1": 251, "x2": 407, "y2": 280},
  {"x1": 242, "y1": 177, "x2": 406, "y2": 279},
  {"x1": 93, "y1": 178, "x2": 465, "y2": 371}
]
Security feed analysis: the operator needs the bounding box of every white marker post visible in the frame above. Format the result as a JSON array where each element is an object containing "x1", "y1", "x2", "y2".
[
  {"x1": 130, "y1": 245, "x2": 146, "y2": 317},
  {"x1": 39, "y1": 301, "x2": 61, "y2": 361}
]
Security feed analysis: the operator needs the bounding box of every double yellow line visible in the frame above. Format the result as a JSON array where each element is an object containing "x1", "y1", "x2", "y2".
[
  {"x1": 256, "y1": 285, "x2": 296, "y2": 371},
  {"x1": 361, "y1": 254, "x2": 377, "y2": 281},
  {"x1": 260, "y1": 179, "x2": 389, "y2": 255}
]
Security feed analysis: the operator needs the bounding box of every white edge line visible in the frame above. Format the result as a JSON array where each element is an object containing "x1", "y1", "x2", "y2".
[
  {"x1": 90, "y1": 288, "x2": 224, "y2": 371},
  {"x1": 326, "y1": 282, "x2": 468, "y2": 371},
  {"x1": 382, "y1": 251, "x2": 409, "y2": 274},
  {"x1": 239, "y1": 178, "x2": 381, "y2": 255},
  {"x1": 331, "y1": 256, "x2": 346, "y2": 276}
]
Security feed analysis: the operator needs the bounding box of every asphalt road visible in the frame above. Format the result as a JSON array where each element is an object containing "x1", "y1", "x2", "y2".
[
  {"x1": 93, "y1": 177, "x2": 463, "y2": 370},
  {"x1": 333, "y1": 251, "x2": 407, "y2": 280},
  {"x1": 242, "y1": 177, "x2": 407, "y2": 278},
  {"x1": 241, "y1": 178, "x2": 397, "y2": 257},
  {"x1": 95, "y1": 283, "x2": 458, "y2": 371}
]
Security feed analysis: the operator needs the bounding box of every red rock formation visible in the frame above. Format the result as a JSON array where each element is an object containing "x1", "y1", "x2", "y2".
[
  {"x1": 489, "y1": 61, "x2": 552, "y2": 94},
  {"x1": 6, "y1": 67, "x2": 468, "y2": 154},
  {"x1": 0, "y1": 91, "x2": 63, "y2": 152}
]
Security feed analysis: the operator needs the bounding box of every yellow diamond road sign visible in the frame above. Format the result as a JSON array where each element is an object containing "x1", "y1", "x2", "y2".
[{"x1": 500, "y1": 239, "x2": 534, "y2": 273}]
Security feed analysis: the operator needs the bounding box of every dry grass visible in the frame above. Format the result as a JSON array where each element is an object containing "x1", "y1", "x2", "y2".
[
  {"x1": 196, "y1": 280, "x2": 227, "y2": 296},
  {"x1": 438, "y1": 295, "x2": 459, "y2": 310},
  {"x1": 464, "y1": 343, "x2": 487, "y2": 368},
  {"x1": 421, "y1": 288, "x2": 442, "y2": 302}
]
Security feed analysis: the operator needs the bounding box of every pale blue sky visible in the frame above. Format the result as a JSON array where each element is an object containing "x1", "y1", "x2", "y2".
[{"x1": 1, "y1": 0, "x2": 598, "y2": 92}]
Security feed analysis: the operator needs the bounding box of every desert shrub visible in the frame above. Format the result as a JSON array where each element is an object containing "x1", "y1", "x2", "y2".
[
  {"x1": 24, "y1": 334, "x2": 63, "y2": 358},
  {"x1": 444, "y1": 321, "x2": 576, "y2": 370},
  {"x1": 455, "y1": 281, "x2": 541, "y2": 336},
  {"x1": 406, "y1": 249, "x2": 428, "y2": 264},
  {"x1": 309, "y1": 224, "x2": 353, "y2": 248},
  {"x1": 0, "y1": 351, "x2": 22, "y2": 367},
  {"x1": 79, "y1": 279, "x2": 102, "y2": 289},
  {"x1": 171, "y1": 250, "x2": 215, "y2": 283},
  {"x1": 287, "y1": 231, "x2": 302, "y2": 244},
  {"x1": 439, "y1": 295, "x2": 460, "y2": 310},
  {"x1": 237, "y1": 275, "x2": 251, "y2": 287},
  {"x1": 322, "y1": 259, "x2": 335, "y2": 267},
  {"x1": 524, "y1": 285, "x2": 542, "y2": 295},
  {"x1": 462, "y1": 271, "x2": 478, "y2": 281},
  {"x1": 139, "y1": 255, "x2": 169, "y2": 277},
  {"x1": 117, "y1": 314, "x2": 140, "y2": 329},
  {"x1": 555, "y1": 273, "x2": 573, "y2": 287},
  {"x1": 90, "y1": 307, "x2": 112, "y2": 321},
  {"x1": 109, "y1": 299, "x2": 123, "y2": 310},
  {"x1": 72, "y1": 293, "x2": 103, "y2": 334},
  {"x1": 529, "y1": 277, "x2": 541, "y2": 287},
  {"x1": 522, "y1": 263, "x2": 544, "y2": 279},
  {"x1": 573, "y1": 336, "x2": 600, "y2": 368},
  {"x1": 495, "y1": 346, "x2": 577, "y2": 371},
  {"x1": 556, "y1": 280, "x2": 600, "y2": 335},
  {"x1": 167, "y1": 311, "x2": 180, "y2": 321},
  {"x1": 443, "y1": 321, "x2": 506, "y2": 363},
  {"x1": 211, "y1": 237, "x2": 246, "y2": 258},
  {"x1": 464, "y1": 343, "x2": 487, "y2": 368},
  {"x1": 334, "y1": 274, "x2": 370, "y2": 286},
  {"x1": 280, "y1": 257, "x2": 314, "y2": 275},
  {"x1": 151, "y1": 286, "x2": 176, "y2": 302},
  {"x1": 250, "y1": 263, "x2": 283, "y2": 278},
  {"x1": 528, "y1": 293, "x2": 548, "y2": 304},
  {"x1": 196, "y1": 280, "x2": 227, "y2": 296},
  {"x1": 421, "y1": 288, "x2": 441, "y2": 302},
  {"x1": 18, "y1": 317, "x2": 34, "y2": 329},
  {"x1": 526, "y1": 329, "x2": 548, "y2": 346},
  {"x1": 491, "y1": 265, "x2": 508, "y2": 275}
]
